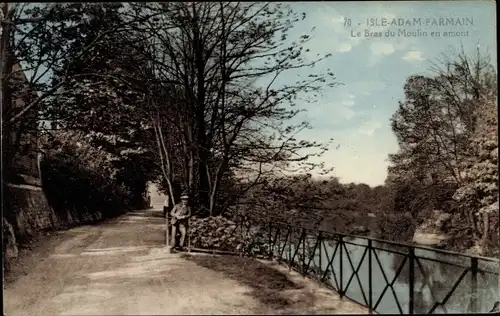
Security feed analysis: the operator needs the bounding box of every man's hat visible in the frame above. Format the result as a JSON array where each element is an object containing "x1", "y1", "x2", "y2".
[{"x1": 180, "y1": 193, "x2": 189, "y2": 199}]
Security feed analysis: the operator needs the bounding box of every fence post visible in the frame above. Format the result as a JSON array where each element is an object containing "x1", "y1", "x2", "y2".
[
  {"x1": 268, "y1": 222, "x2": 273, "y2": 259},
  {"x1": 368, "y1": 239, "x2": 373, "y2": 314},
  {"x1": 302, "y1": 228, "x2": 306, "y2": 275},
  {"x1": 239, "y1": 218, "x2": 243, "y2": 257},
  {"x1": 165, "y1": 212, "x2": 170, "y2": 250},
  {"x1": 339, "y1": 235, "x2": 344, "y2": 297},
  {"x1": 470, "y1": 257, "x2": 478, "y2": 313},
  {"x1": 288, "y1": 225, "x2": 292, "y2": 271},
  {"x1": 318, "y1": 232, "x2": 322, "y2": 281},
  {"x1": 187, "y1": 217, "x2": 191, "y2": 253},
  {"x1": 409, "y1": 246, "x2": 415, "y2": 314}
]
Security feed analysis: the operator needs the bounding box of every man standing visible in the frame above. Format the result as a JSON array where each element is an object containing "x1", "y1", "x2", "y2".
[{"x1": 170, "y1": 194, "x2": 191, "y2": 250}]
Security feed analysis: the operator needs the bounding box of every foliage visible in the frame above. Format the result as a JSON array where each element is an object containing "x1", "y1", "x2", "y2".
[
  {"x1": 3, "y1": 3, "x2": 341, "y2": 218},
  {"x1": 452, "y1": 93, "x2": 498, "y2": 251},
  {"x1": 40, "y1": 130, "x2": 149, "y2": 221},
  {"x1": 453, "y1": 94, "x2": 498, "y2": 212},
  {"x1": 392, "y1": 182, "x2": 458, "y2": 222},
  {"x1": 388, "y1": 48, "x2": 496, "y2": 186},
  {"x1": 189, "y1": 216, "x2": 269, "y2": 256},
  {"x1": 3, "y1": 2, "x2": 342, "y2": 229},
  {"x1": 387, "y1": 47, "x2": 498, "y2": 254},
  {"x1": 1, "y1": 3, "x2": 158, "y2": 186},
  {"x1": 229, "y1": 175, "x2": 399, "y2": 238},
  {"x1": 377, "y1": 212, "x2": 416, "y2": 242},
  {"x1": 2, "y1": 3, "x2": 123, "y2": 131},
  {"x1": 118, "y1": 2, "x2": 339, "y2": 215},
  {"x1": 30, "y1": 4, "x2": 159, "y2": 210}
]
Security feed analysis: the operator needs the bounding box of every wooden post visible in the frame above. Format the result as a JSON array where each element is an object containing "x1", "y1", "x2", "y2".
[
  {"x1": 165, "y1": 211, "x2": 171, "y2": 253},
  {"x1": 188, "y1": 217, "x2": 191, "y2": 253}
]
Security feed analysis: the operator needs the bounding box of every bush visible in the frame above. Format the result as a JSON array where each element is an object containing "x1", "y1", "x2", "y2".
[
  {"x1": 40, "y1": 132, "x2": 149, "y2": 222},
  {"x1": 377, "y1": 212, "x2": 416, "y2": 242},
  {"x1": 189, "y1": 216, "x2": 270, "y2": 256}
]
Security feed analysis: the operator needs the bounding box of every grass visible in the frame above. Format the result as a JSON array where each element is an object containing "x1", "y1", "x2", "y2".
[{"x1": 182, "y1": 253, "x2": 310, "y2": 310}]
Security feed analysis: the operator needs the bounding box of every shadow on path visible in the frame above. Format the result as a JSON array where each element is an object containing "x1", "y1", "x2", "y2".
[{"x1": 182, "y1": 253, "x2": 316, "y2": 311}]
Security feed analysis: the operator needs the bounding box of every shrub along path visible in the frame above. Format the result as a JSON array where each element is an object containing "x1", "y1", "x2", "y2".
[{"x1": 3, "y1": 208, "x2": 368, "y2": 315}]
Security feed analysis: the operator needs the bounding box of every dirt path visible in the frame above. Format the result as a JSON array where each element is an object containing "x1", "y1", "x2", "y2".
[{"x1": 3, "y1": 208, "x2": 368, "y2": 315}]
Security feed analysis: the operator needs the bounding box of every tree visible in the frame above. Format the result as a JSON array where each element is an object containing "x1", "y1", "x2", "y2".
[
  {"x1": 387, "y1": 47, "x2": 498, "y2": 253},
  {"x1": 126, "y1": 2, "x2": 338, "y2": 216},
  {"x1": 1, "y1": 3, "x2": 157, "y2": 181},
  {"x1": 453, "y1": 92, "x2": 498, "y2": 250},
  {"x1": 7, "y1": 2, "x2": 340, "y2": 219},
  {"x1": 39, "y1": 4, "x2": 159, "y2": 205},
  {"x1": 1, "y1": 3, "x2": 122, "y2": 125},
  {"x1": 390, "y1": 75, "x2": 467, "y2": 185},
  {"x1": 388, "y1": 48, "x2": 496, "y2": 188},
  {"x1": 39, "y1": 129, "x2": 149, "y2": 221}
]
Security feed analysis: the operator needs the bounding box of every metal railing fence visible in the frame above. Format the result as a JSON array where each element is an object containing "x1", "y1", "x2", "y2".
[{"x1": 171, "y1": 214, "x2": 499, "y2": 314}]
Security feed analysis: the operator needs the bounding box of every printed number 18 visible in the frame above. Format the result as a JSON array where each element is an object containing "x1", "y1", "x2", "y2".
[{"x1": 344, "y1": 18, "x2": 352, "y2": 27}]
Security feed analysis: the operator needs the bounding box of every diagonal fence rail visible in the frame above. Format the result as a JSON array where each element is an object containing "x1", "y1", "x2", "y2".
[{"x1": 179, "y1": 214, "x2": 499, "y2": 314}]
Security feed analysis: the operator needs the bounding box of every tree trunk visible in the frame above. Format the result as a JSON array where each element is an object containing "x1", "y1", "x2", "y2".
[
  {"x1": 209, "y1": 157, "x2": 229, "y2": 217},
  {"x1": 184, "y1": 115, "x2": 195, "y2": 192},
  {"x1": 191, "y1": 3, "x2": 210, "y2": 212},
  {"x1": 153, "y1": 117, "x2": 176, "y2": 205},
  {"x1": 1, "y1": 3, "x2": 14, "y2": 178},
  {"x1": 157, "y1": 123, "x2": 176, "y2": 205},
  {"x1": 197, "y1": 147, "x2": 210, "y2": 212}
]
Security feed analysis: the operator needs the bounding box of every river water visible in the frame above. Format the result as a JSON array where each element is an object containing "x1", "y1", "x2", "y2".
[{"x1": 274, "y1": 235, "x2": 499, "y2": 314}]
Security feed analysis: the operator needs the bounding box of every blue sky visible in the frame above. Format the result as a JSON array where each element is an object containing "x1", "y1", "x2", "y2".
[{"x1": 276, "y1": 1, "x2": 497, "y2": 187}]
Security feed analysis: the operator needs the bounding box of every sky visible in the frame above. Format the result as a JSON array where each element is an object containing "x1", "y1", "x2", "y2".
[{"x1": 274, "y1": 1, "x2": 497, "y2": 187}]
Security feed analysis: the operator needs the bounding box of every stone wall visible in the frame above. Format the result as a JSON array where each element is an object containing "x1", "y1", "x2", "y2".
[
  {"x1": 3, "y1": 182, "x2": 52, "y2": 269},
  {"x1": 4, "y1": 183, "x2": 57, "y2": 242},
  {"x1": 2, "y1": 180, "x2": 105, "y2": 267},
  {"x1": 4, "y1": 183, "x2": 105, "y2": 241}
]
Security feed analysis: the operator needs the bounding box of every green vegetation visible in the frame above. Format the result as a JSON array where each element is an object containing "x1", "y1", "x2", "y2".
[
  {"x1": 40, "y1": 130, "x2": 152, "y2": 223},
  {"x1": 386, "y1": 49, "x2": 498, "y2": 254}
]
